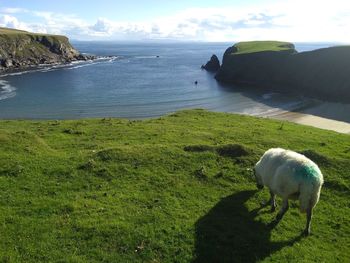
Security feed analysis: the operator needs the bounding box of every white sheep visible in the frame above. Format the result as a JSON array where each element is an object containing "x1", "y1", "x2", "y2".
[{"x1": 254, "y1": 148, "x2": 324, "y2": 235}]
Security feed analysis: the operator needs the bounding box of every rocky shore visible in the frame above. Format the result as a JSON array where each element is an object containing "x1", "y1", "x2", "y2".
[{"x1": 0, "y1": 27, "x2": 94, "y2": 71}]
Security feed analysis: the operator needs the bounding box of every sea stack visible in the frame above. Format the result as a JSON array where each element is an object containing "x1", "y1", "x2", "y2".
[{"x1": 201, "y1": 54, "x2": 220, "y2": 72}]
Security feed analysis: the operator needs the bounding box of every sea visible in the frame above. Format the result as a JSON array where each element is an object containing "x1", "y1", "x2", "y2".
[{"x1": 0, "y1": 42, "x2": 336, "y2": 119}]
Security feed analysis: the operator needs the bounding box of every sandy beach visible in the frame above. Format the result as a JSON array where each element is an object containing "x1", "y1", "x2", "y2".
[{"x1": 268, "y1": 101, "x2": 350, "y2": 134}]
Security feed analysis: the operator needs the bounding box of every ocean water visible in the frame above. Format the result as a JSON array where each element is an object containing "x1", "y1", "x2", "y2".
[{"x1": 0, "y1": 42, "x2": 333, "y2": 119}]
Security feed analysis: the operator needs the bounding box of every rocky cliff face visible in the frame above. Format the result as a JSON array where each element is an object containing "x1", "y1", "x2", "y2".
[
  {"x1": 0, "y1": 28, "x2": 92, "y2": 71},
  {"x1": 215, "y1": 42, "x2": 350, "y2": 103}
]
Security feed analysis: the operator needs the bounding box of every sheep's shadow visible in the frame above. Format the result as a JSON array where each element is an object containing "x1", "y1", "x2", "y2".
[{"x1": 193, "y1": 190, "x2": 302, "y2": 263}]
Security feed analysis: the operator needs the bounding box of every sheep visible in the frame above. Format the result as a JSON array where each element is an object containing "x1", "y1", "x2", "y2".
[{"x1": 254, "y1": 148, "x2": 324, "y2": 235}]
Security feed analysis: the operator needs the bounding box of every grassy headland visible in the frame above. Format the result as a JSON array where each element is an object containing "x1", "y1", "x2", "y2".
[
  {"x1": 0, "y1": 110, "x2": 349, "y2": 262},
  {"x1": 229, "y1": 41, "x2": 295, "y2": 55},
  {"x1": 0, "y1": 27, "x2": 30, "y2": 34},
  {"x1": 0, "y1": 27, "x2": 87, "y2": 70},
  {"x1": 215, "y1": 41, "x2": 350, "y2": 103}
]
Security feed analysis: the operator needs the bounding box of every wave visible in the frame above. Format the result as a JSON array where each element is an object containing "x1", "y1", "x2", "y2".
[
  {"x1": 66, "y1": 63, "x2": 94, "y2": 70},
  {"x1": 108, "y1": 56, "x2": 118, "y2": 62},
  {"x1": 0, "y1": 80, "x2": 16, "y2": 100},
  {"x1": 65, "y1": 56, "x2": 119, "y2": 70},
  {"x1": 0, "y1": 58, "x2": 119, "y2": 102},
  {"x1": 95, "y1": 56, "x2": 119, "y2": 61},
  {"x1": 0, "y1": 56, "x2": 120, "y2": 77}
]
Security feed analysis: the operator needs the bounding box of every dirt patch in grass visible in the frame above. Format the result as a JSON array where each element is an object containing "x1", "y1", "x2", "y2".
[
  {"x1": 184, "y1": 145, "x2": 214, "y2": 153},
  {"x1": 216, "y1": 144, "x2": 251, "y2": 158},
  {"x1": 184, "y1": 144, "x2": 251, "y2": 159}
]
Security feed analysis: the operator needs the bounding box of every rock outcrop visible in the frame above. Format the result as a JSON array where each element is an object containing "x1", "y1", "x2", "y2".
[
  {"x1": 215, "y1": 41, "x2": 350, "y2": 103},
  {"x1": 201, "y1": 54, "x2": 220, "y2": 72},
  {"x1": 0, "y1": 27, "x2": 94, "y2": 71}
]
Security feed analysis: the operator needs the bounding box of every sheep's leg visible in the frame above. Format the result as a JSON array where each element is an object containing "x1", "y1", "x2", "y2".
[
  {"x1": 269, "y1": 191, "x2": 276, "y2": 212},
  {"x1": 276, "y1": 199, "x2": 289, "y2": 221},
  {"x1": 304, "y1": 207, "x2": 312, "y2": 236}
]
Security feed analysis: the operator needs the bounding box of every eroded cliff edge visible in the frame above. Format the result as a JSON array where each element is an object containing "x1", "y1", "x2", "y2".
[
  {"x1": 213, "y1": 41, "x2": 350, "y2": 103},
  {"x1": 0, "y1": 27, "x2": 92, "y2": 71}
]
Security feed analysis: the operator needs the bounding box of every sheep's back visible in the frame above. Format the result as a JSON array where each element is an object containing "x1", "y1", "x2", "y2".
[
  {"x1": 272, "y1": 161, "x2": 319, "y2": 198},
  {"x1": 255, "y1": 148, "x2": 323, "y2": 196}
]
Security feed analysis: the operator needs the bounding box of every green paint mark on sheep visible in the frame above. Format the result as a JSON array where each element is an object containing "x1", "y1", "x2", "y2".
[{"x1": 295, "y1": 164, "x2": 320, "y2": 181}]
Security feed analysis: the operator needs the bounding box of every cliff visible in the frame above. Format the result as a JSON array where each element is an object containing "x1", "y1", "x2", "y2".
[
  {"x1": 0, "y1": 27, "x2": 91, "y2": 70},
  {"x1": 215, "y1": 41, "x2": 350, "y2": 103}
]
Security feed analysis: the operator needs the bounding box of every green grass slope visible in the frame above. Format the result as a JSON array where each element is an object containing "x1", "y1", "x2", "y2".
[
  {"x1": 231, "y1": 41, "x2": 295, "y2": 55},
  {"x1": 0, "y1": 110, "x2": 349, "y2": 262},
  {"x1": 0, "y1": 27, "x2": 67, "y2": 40},
  {"x1": 0, "y1": 27, "x2": 29, "y2": 34}
]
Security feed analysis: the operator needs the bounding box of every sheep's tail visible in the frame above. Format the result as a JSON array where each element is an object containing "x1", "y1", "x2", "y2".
[{"x1": 299, "y1": 179, "x2": 323, "y2": 213}]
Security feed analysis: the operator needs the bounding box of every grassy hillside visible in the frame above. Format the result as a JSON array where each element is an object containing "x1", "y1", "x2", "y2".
[
  {"x1": 0, "y1": 27, "x2": 29, "y2": 34},
  {"x1": 0, "y1": 27, "x2": 69, "y2": 49},
  {"x1": 0, "y1": 27, "x2": 67, "y2": 39},
  {"x1": 231, "y1": 41, "x2": 295, "y2": 55},
  {"x1": 0, "y1": 110, "x2": 349, "y2": 262}
]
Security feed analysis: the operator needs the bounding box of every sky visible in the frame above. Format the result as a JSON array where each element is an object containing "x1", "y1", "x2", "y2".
[{"x1": 0, "y1": 0, "x2": 350, "y2": 42}]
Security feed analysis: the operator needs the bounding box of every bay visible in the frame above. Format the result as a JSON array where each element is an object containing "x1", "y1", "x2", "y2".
[{"x1": 0, "y1": 42, "x2": 333, "y2": 119}]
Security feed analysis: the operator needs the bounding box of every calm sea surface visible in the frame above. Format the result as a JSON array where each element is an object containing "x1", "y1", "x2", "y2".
[{"x1": 0, "y1": 42, "x2": 334, "y2": 119}]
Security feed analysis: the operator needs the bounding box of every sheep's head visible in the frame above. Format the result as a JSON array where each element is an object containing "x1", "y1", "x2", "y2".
[{"x1": 254, "y1": 167, "x2": 264, "y2": 190}]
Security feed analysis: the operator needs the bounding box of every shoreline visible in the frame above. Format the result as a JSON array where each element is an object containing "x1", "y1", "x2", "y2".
[
  {"x1": 267, "y1": 101, "x2": 350, "y2": 134},
  {"x1": 0, "y1": 56, "x2": 101, "y2": 78},
  {"x1": 1, "y1": 90, "x2": 350, "y2": 134}
]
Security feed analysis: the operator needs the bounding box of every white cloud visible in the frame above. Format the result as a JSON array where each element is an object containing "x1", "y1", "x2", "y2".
[
  {"x1": 89, "y1": 18, "x2": 118, "y2": 36},
  {"x1": 0, "y1": 7, "x2": 28, "y2": 14},
  {"x1": 1, "y1": 0, "x2": 350, "y2": 42},
  {"x1": 0, "y1": 14, "x2": 30, "y2": 31}
]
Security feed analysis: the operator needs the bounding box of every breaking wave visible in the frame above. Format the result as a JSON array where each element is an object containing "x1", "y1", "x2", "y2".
[
  {"x1": 0, "y1": 80, "x2": 16, "y2": 100},
  {"x1": 0, "y1": 56, "x2": 119, "y2": 77}
]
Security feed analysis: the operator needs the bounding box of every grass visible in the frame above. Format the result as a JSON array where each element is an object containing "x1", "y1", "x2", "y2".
[
  {"x1": 0, "y1": 27, "x2": 69, "y2": 57},
  {"x1": 231, "y1": 41, "x2": 295, "y2": 55},
  {"x1": 0, "y1": 27, "x2": 66, "y2": 39},
  {"x1": 0, "y1": 109, "x2": 349, "y2": 262},
  {"x1": 0, "y1": 27, "x2": 28, "y2": 34}
]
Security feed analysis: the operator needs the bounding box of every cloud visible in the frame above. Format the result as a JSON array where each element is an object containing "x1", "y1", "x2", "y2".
[
  {"x1": 0, "y1": 14, "x2": 30, "y2": 30},
  {"x1": 89, "y1": 18, "x2": 120, "y2": 37},
  {"x1": 0, "y1": 7, "x2": 28, "y2": 14},
  {"x1": 1, "y1": 0, "x2": 350, "y2": 42}
]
